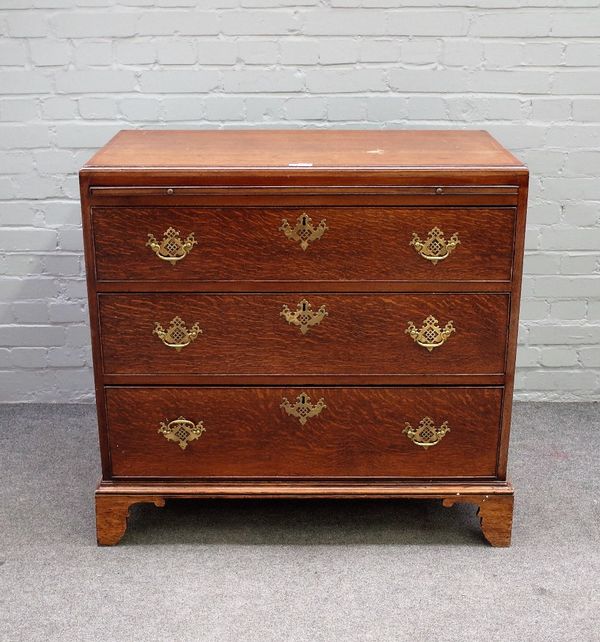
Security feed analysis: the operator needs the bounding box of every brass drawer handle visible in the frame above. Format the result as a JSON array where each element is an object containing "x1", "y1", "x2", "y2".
[
  {"x1": 406, "y1": 315, "x2": 455, "y2": 352},
  {"x1": 280, "y1": 213, "x2": 328, "y2": 250},
  {"x1": 410, "y1": 227, "x2": 459, "y2": 264},
  {"x1": 158, "y1": 416, "x2": 205, "y2": 450},
  {"x1": 281, "y1": 392, "x2": 326, "y2": 425},
  {"x1": 147, "y1": 227, "x2": 197, "y2": 264},
  {"x1": 281, "y1": 299, "x2": 328, "y2": 335},
  {"x1": 403, "y1": 416, "x2": 450, "y2": 449},
  {"x1": 153, "y1": 316, "x2": 202, "y2": 351}
]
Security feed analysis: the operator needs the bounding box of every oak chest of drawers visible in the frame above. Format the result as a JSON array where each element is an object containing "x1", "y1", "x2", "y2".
[{"x1": 80, "y1": 130, "x2": 528, "y2": 546}]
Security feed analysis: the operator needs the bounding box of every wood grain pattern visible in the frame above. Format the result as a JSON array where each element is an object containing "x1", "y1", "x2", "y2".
[
  {"x1": 102, "y1": 374, "x2": 505, "y2": 386},
  {"x1": 443, "y1": 494, "x2": 514, "y2": 547},
  {"x1": 98, "y1": 292, "x2": 509, "y2": 376},
  {"x1": 497, "y1": 177, "x2": 529, "y2": 479},
  {"x1": 95, "y1": 280, "x2": 513, "y2": 294},
  {"x1": 83, "y1": 168, "x2": 527, "y2": 190},
  {"x1": 90, "y1": 185, "x2": 519, "y2": 200},
  {"x1": 85, "y1": 130, "x2": 525, "y2": 170},
  {"x1": 95, "y1": 494, "x2": 165, "y2": 545},
  {"x1": 94, "y1": 481, "x2": 513, "y2": 546},
  {"x1": 92, "y1": 206, "x2": 515, "y2": 283},
  {"x1": 105, "y1": 386, "x2": 503, "y2": 479},
  {"x1": 80, "y1": 171, "x2": 113, "y2": 479},
  {"x1": 96, "y1": 480, "x2": 514, "y2": 498}
]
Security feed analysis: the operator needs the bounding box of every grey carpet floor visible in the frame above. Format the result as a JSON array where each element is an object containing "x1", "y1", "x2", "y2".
[{"x1": 0, "y1": 402, "x2": 598, "y2": 642}]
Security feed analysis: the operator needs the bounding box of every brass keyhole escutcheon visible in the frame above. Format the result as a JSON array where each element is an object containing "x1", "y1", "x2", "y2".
[
  {"x1": 281, "y1": 299, "x2": 328, "y2": 335},
  {"x1": 280, "y1": 213, "x2": 328, "y2": 251},
  {"x1": 280, "y1": 392, "x2": 326, "y2": 426}
]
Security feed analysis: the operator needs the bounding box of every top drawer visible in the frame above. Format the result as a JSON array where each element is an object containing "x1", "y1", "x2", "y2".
[{"x1": 92, "y1": 206, "x2": 515, "y2": 283}]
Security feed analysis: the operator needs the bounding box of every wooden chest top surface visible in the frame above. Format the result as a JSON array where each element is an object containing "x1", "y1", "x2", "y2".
[{"x1": 84, "y1": 129, "x2": 525, "y2": 170}]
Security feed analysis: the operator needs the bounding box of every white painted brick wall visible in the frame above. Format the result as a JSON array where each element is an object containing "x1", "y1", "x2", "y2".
[{"x1": 0, "y1": 1, "x2": 599, "y2": 402}]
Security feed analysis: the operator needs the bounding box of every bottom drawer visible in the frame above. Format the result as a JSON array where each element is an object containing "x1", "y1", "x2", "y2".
[{"x1": 105, "y1": 387, "x2": 503, "y2": 479}]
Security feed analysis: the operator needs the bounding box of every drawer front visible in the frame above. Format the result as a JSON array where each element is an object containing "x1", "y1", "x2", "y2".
[
  {"x1": 106, "y1": 386, "x2": 503, "y2": 478},
  {"x1": 99, "y1": 293, "x2": 509, "y2": 376},
  {"x1": 92, "y1": 207, "x2": 515, "y2": 282}
]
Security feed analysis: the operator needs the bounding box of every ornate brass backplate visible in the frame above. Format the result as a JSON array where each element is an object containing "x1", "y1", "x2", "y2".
[
  {"x1": 281, "y1": 299, "x2": 328, "y2": 335},
  {"x1": 403, "y1": 417, "x2": 450, "y2": 448},
  {"x1": 410, "y1": 227, "x2": 460, "y2": 265},
  {"x1": 158, "y1": 416, "x2": 205, "y2": 450},
  {"x1": 147, "y1": 227, "x2": 197, "y2": 264},
  {"x1": 280, "y1": 213, "x2": 328, "y2": 250},
  {"x1": 280, "y1": 392, "x2": 326, "y2": 426},
  {"x1": 406, "y1": 315, "x2": 455, "y2": 352},
  {"x1": 153, "y1": 316, "x2": 202, "y2": 351}
]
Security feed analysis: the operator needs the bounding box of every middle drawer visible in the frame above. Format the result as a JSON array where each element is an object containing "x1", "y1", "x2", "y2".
[{"x1": 99, "y1": 293, "x2": 509, "y2": 376}]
